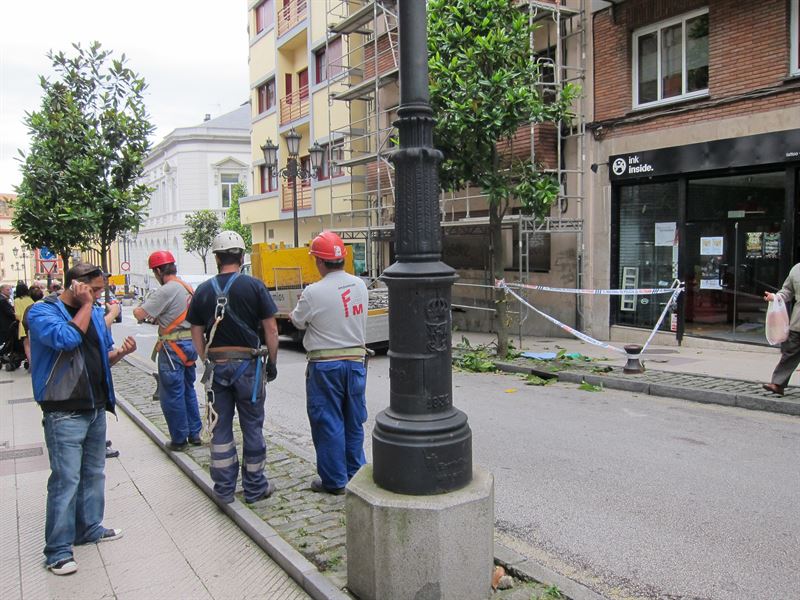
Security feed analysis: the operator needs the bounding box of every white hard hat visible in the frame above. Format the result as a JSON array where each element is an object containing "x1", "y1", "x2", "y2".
[{"x1": 212, "y1": 230, "x2": 245, "y2": 253}]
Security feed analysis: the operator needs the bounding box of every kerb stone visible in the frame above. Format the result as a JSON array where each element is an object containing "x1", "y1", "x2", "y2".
[{"x1": 346, "y1": 464, "x2": 494, "y2": 600}]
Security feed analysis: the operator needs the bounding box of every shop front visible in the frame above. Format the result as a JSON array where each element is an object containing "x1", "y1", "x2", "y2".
[{"x1": 609, "y1": 129, "x2": 800, "y2": 345}]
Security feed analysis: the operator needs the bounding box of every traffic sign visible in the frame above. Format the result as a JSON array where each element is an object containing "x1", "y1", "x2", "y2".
[
  {"x1": 41, "y1": 260, "x2": 58, "y2": 274},
  {"x1": 39, "y1": 246, "x2": 56, "y2": 260},
  {"x1": 121, "y1": 261, "x2": 130, "y2": 272}
]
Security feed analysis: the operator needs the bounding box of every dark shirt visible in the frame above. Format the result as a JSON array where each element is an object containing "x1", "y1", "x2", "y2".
[
  {"x1": 186, "y1": 273, "x2": 277, "y2": 348},
  {"x1": 0, "y1": 297, "x2": 15, "y2": 343},
  {"x1": 57, "y1": 303, "x2": 109, "y2": 411}
]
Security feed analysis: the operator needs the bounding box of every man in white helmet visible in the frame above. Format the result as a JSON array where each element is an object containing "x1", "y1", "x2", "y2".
[
  {"x1": 187, "y1": 231, "x2": 280, "y2": 504},
  {"x1": 290, "y1": 231, "x2": 369, "y2": 495}
]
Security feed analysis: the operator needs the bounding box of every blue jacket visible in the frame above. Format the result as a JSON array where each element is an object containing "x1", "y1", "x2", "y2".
[{"x1": 28, "y1": 297, "x2": 116, "y2": 411}]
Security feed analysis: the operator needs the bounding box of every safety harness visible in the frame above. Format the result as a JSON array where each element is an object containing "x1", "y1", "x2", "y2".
[
  {"x1": 200, "y1": 273, "x2": 269, "y2": 441},
  {"x1": 152, "y1": 278, "x2": 195, "y2": 368}
]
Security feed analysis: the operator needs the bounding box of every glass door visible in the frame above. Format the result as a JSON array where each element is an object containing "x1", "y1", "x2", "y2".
[{"x1": 684, "y1": 172, "x2": 785, "y2": 343}]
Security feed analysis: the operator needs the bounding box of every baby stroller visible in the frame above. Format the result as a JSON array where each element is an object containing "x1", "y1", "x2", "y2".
[{"x1": 0, "y1": 321, "x2": 25, "y2": 372}]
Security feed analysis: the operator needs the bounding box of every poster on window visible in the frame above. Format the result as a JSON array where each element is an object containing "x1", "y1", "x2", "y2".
[
  {"x1": 699, "y1": 254, "x2": 722, "y2": 290},
  {"x1": 700, "y1": 236, "x2": 723, "y2": 255},
  {"x1": 655, "y1": 222, "x2": 678, "y2": 247},
  {"x1": 745, "y1": 232, "x2": 763, "y2": 258},
  {"x1": 763, "y1": 232, "x2": 780, "y2": 259}
]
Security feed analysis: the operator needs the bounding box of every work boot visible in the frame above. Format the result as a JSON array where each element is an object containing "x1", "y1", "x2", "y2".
[
  {"x1": 166, "y1": 440, "x2": 188, "y2": 452},
  {"x1": 762, "y1": 383, "x2": 785, "y2": 396},
  {"x1": 310, "y1": 478, "x2": 345, "y2": 496}
]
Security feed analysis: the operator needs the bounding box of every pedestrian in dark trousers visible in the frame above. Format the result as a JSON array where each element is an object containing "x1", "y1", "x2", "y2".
[
  {"x1": 290, "y1": 231, "x2": 369, "y2": 495},
  {"x1": 134, "y1": 250, "x2": 201, "y2": 451},
  {"x1": 763, "y1": 262, "x2": 800, "y2": 395},
  {"x1": 28, "y1": 263, "x2": 137, "y2": 576},
  {"x1": 187, "y1": 231, "x2": 280, "y2": 504}
]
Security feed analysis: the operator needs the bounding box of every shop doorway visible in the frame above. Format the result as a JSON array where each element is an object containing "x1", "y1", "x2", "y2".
[{"x1": 683, "y1": 172, "x2": 785, "y2": 344}]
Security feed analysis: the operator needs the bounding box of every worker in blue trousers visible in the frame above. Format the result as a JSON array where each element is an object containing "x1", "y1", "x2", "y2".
[
  {"x1": 188, "y1": 231, "x2": 279, "y2": 504},
  {"x1": 291, "y1": 231, "x2": 369, "y2": 495}
]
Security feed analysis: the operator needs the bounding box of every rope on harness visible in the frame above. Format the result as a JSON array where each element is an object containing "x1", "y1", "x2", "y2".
[{"x1": 200, "y1": 307, "x2": 225, "y2": 443}]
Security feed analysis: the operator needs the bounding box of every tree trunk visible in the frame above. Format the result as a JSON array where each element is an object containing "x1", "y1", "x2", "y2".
[
  {"x1": 490, "y1": 202, "x2": 508, "y2": 358},
  {"x1": 201, "y1": 253, "x2": 208, "y2": 274},
  {"x1": 59, "y1": 251, "x2": 71, "y2": 274}
]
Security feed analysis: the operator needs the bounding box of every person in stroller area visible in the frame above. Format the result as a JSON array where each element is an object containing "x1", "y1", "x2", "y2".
[{"x1": 0, "y1": 283, "x2": 25, "y2": 371}]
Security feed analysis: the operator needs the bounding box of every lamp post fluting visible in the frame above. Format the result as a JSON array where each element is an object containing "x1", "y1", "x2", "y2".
[
  {"x1": 261, "y1": 129, "x2": 324, "y2": 248},
  {"x1": 371, "y1": 0, "x2": 472, "y2": 495}
]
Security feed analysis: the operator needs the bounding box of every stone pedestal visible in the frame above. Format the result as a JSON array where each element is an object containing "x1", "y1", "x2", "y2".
[{"x1": 346, "y1": 465, "x2": 494, "y2": 600}]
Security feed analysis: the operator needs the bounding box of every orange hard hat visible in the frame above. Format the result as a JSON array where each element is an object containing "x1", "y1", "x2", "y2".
[
  {"x1": 148, "y1": 250, "x2": 176, "y2": 269},
  {"x1": 309, "y1": 231, "x2": 347, "y2": 261}
]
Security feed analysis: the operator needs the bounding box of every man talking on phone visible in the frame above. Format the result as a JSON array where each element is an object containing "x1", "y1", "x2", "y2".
[{"x1": 28, "y1": 263, "x2": 137, "y2": 576}]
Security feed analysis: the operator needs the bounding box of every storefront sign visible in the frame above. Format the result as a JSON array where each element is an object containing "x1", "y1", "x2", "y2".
[{"x1": 608, "y1": 129, "x2": 800, "y2": 182}]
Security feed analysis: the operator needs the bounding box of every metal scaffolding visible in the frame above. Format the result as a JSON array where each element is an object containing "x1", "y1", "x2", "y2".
[{"x1": 325, "y1": 0, "x2": 587, "y2": 333}]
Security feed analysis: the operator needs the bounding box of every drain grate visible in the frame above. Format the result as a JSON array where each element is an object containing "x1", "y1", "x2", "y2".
[
  {"x1": 8, "y1": 397, "x2": 35, "y2": 404},
  {"x1": 0, "y1": 447, "x2": 44, "y2": 461}
]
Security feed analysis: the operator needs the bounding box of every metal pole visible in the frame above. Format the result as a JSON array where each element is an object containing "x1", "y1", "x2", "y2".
[
  {"x1": 372, "y1": 0, "x2": 472, "y2": 495},
  {"x1": 289, "y1": 157, "x2": 300, "y2": 248}
]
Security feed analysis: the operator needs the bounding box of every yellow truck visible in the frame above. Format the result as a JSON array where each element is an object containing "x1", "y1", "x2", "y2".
[{"x1": 246, "y1": 242, "x2": 389, "y2": 346}]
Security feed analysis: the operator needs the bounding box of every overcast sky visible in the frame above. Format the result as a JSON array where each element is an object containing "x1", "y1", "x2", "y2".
[{"x1": 0, "y1": 0, "x2": 251, "y2": 193}]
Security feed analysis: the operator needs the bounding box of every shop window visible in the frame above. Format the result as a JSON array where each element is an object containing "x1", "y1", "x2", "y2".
[
  {"x1": 255, "y1": 0, "x2": 274, "y2": 34},
  {"x1": 220, "y1": 174, "x2": 239, "y2": 208},
  {"x1": 613, "y1": 182, "x2": 679, "y2": 330},
  {"x1": 792, "y1": 0, "x2": 799, "y2": 76},
  {"x1": 633, "y1": 9, "x2": 708, "y2": 108},
  {"x1": 257, "y1": 79, "x2": 276, "y2": 114},
  {"x1": 259, "y1": 165, "x2": 278, "y2": 193}
]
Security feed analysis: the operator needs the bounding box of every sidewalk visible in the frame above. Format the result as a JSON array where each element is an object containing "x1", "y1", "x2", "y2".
[
  {"x1": 0, "y1": 367, "x2": 310, "y2": 600},
  {"x1": 455, "y1": 332, "x2": 800, "y2": 416}
]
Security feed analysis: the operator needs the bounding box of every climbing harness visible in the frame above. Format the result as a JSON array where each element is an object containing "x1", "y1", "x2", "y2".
[
  {"x1": 151, "y1": 278, "x2": 195, "y2": 369},
  {"x1": 200, "y1": 273, "x2": 270, "y2": 442}
]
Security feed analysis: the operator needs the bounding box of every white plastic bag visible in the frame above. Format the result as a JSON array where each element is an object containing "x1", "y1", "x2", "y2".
[{"x1": 765, "y1": 295, "x2": 790, "y2": 346}]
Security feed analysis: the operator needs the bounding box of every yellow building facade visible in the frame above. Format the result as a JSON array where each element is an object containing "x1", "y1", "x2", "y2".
[{"x1": 243, "y1": 0, "x2": 382, "y2": 257}]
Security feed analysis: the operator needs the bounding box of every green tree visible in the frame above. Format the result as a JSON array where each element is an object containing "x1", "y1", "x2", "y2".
[
  {"x1": 14, "y1": 42, "x2": 153, "y2": 275},
  {"x1": 222, "y1": 182, "x2": 252, "y2": 253},
  {"x1": 13, "y1": 81, "x2": 97, "y2": 267},
  {"x1": 183, "y1": 210, "x2": 221, "y2": 273},
  {"x1": 428, "y1": 0, "x2": 578, "y2": 356}
]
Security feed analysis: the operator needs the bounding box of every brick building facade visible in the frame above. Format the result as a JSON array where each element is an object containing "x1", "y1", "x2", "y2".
[{"x1": 584, "y1": 0, "x2": 800, "y2": 347}]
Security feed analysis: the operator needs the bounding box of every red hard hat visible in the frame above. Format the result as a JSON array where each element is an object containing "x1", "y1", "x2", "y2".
[
  {"x1": 309, "y1": 231, "x2": 347, "y2": 261},
  {"x1": 148, "y1": 250, "x2": 176, "y2": 269}
]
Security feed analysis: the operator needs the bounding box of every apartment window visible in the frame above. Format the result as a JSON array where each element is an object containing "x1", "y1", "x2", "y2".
[
  {"x1": 633, "y1": 9, "x2": 709, "y2": 108},
  {"x1": 255, "y1": 0, "x2": 274, "y2": 34},
  {"x1": 318, "y1": 142, "x2": 344, "y2": 180},
  {"x1": 792, "y1": 0, "x2": 799, "y2": 75},
  {"x1": 260, "y1": 165, "x2": 278, "y2": 193},
  {"x1": 257, "y1": 79, "x2": 276, "y2": 114},
  {"x1": 221, "y1": 174, "x2": 239, "y2": 208},
  {"x1": 315, "y1": 37, "x2": 343, "y2": 84}
]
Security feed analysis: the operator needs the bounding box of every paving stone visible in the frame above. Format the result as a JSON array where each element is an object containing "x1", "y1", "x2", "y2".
[{"x1": 112, "y1": 363, "x2": 352, "y2": 589}]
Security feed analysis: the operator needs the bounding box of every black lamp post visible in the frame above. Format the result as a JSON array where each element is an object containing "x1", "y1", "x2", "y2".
[
  {"x1": 12, "y1": 246, "x2": 30, "y2": 284},
  {"x1": 261, "y1": 128, "x2": 324, "y2": 248},
  {"x1": 13, "y1": 261, "x2": 21, "y2": 282},
  {"x1": 371, "y1": 0, "x2": 472, "y2": 495}
]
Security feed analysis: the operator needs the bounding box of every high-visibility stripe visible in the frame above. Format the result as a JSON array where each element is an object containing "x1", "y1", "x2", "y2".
[
  {"x1": 211, "y1": 441, "x2": 236, "y2": 454},
  {"x1": 245, "y1": 459, "x2": 266, "y2": 472},
  {"x1": 211, "y1": 456, "x2": 237, "y2": 469}
]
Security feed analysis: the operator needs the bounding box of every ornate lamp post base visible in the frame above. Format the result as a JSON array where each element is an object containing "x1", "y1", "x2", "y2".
[{"x1": 347, "y1": 465, "x2": 494, "y2": 600}]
